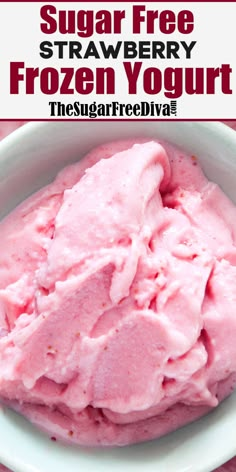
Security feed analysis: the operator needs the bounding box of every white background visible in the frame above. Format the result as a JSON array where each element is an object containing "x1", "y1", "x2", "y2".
[{"x1": 0, "y1": 2, "x2": 236, "y2": 119}]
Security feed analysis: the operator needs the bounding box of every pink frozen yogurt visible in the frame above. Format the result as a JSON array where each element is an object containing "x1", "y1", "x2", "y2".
[{"x1": 0, "y1": 139, "x2": 236, "y2": 447}]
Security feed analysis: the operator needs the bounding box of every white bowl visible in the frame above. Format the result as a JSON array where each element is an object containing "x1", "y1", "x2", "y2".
[{"x1": 0, "y1": 121, "x2": 236, "y2": 472}]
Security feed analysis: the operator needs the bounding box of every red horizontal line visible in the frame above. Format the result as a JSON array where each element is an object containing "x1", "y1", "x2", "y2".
[
  {"x1": 0, "y1": 119, "x2": 234, "y2": 122},
  {"x1": 1, "y1": 1, "x2": 236, "y2": 3}
]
